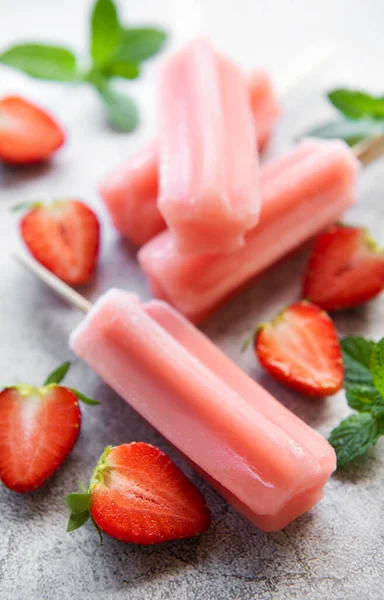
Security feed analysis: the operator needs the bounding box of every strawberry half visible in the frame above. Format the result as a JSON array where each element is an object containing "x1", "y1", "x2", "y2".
[
  {"x1": 0, "y1": 95, "x2": 65, "y2": 165},
  {"x1": 0, "y1": 362, "x2": 98, "y2": 493},
  {"x1": 255, "y1": 301, "x2": 344, "y2": 397},
  {"x1": 303, "y1": 224, "x2": 384, "y2": 311},
  {"x1": 66, "y1": 442, "x2": 211, "y2": 544},
  {"x1": 20, "y1": 199, "x2": 100, "y2": 285}
]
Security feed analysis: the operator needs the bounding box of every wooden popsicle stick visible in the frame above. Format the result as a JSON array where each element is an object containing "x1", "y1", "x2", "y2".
[{"x1": 12, "y1": 251, "x2": 92, "y2": 313}]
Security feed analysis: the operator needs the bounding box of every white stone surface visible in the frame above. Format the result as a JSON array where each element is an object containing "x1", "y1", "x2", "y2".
[{"x1": 1, "y1": 1, "x2": 384, "y2": 599}]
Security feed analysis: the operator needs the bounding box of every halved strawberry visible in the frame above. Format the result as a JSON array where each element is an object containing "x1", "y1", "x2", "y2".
[
  {"x1": 66, "y1": 442, "x2": 210, "y2": 544},
  {"x1": 0, "y1": 362, "x2": 98, "y2": 493},
  {"x1": 303, "y1": 224, "x2": 384, "y2": 311},
  {"x1": 255, "y1": 301, "x2": 344, "y2": 397},
  {"x1": 20, "y1": 200, "x2": 100, "y2": 285},
  {"x1": 0, "y1": 95, "x2": 65, "y2": 164}
]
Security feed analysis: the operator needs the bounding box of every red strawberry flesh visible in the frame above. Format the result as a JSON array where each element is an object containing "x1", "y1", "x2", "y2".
[
  {"x1": 89, "y1": 443, "x2": 210, "y2": 544},
  {"x1": 20, "y1": 200, "x2": 100, "y2": 285},
  {"x1": 0, "y1": 95, "x2": 65, "y2": 165},
  {"x1": 0, "y1": 386, "x2": 81, "y2": 492},
  {"x1": 256, "y1": 301, "x2": 344, "y2": 397},
  {"x1": 303, "y1": 225, "x2": 384, "y2": 310}
]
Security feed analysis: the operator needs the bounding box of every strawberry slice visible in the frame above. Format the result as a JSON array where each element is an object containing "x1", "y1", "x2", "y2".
[
  {"x1": 255, "y1": 301, "x2": 344, "y2": 397},
  {"x1": 66, "y1": 442, "x2": 210, "y2": 544},
  {"x1": 20, "y1": 200, "x2": 100, "y2": 285},
  {"x1": 303, "y1": 224, "x2": 384, "y2": 311},
  {"x1": 0, "y1": 96, "x2": 65, "y2": 165},
  {"x1": 0, "y1": 362, "x2": 98, "y2": 492}
]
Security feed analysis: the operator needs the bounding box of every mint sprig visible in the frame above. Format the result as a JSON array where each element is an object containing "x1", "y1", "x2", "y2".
[
  {"x1": 0, "y1": 0, "x2": 167, "y2": 132},
  {"x1": 329, "y1": 337, "x2": 384, "y2": 466},
  {"x1": 301, "y1": 88, "x2": 384, "y2": 145}
]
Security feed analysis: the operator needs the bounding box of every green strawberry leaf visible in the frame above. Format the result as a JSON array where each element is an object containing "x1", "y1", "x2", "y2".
[
  {"x1": 371, "y1": 338, "x2": 384, "y2": 399},
  {"x1": 90, "y1": 0, "x2": 120, "y2": 69},
  {"x1": 241, "y1": 332, "x2": 256, "y2": 353},
  {"x1": 44, "y1": 361, "x2": 71, "y2": 386},
  {"x1": 67, "y1": 510, "x2": 90, "y2": 532},
  {"x1": 0, "y1": 44, "x2": 78, "y2": 81},
  {"x1": 115, "y1": 27, "x2": 167, "y2": 64},
  {"x1": 346, "y1": 385, "x2": 384, "y2": 413},
  {"x1": 328, "y1": 89, "x2": 384, "y2": 121},
  {"x1": 94, "y1": 79, "x2": 139, "y2": 132},
  {"x1": 66, "y1": 493, "x2": 91, "y2": 514},
  {"x1": 329, "y1": 412, "x2": 382, "y2": 467},
  {"x1": 341, "y1": 337, "x2": 376, "y2": 389},
  {"x1": 301, "y1": 118, "x2": 384, "y2": 146},
  {"x1": 70, "y1": 389, "x2": 100, "y2": 406},
  {"x1": 91, "y1": 516, "x2": 103, "y2": 545}
]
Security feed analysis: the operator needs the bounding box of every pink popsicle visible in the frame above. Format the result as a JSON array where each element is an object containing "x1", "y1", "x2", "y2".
[
  {"x1": 70, "y1": 289, "x2": 336, "y2": 532},
  {"x1": 138, "y1": 139, "x2": 359, "y2": 322},
  {"x1": 100, "y1": 68, "x2": 279, "y2": 247},
  {"x1": 157, "y1": 37, "x2": 260, "y2": 255}
]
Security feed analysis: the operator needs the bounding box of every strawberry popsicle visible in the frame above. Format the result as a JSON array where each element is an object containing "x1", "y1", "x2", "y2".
[
  {"x1": 138, "y1": 139, "x2": 359, "y2": 323},
  {"x1": 157, "y1": 37, "x2": 260, "y2": 255},
  {"x1": 100, "y1": 67, "x2": 279, "y2": 247},
  {"x1": 70, "y1": 289, "x2": 336, "y2": 532}
]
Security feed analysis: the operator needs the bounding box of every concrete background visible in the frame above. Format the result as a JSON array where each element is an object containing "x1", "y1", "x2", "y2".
[{"x1": 0, "y1": 1, "x2": 384, "y2": 598}]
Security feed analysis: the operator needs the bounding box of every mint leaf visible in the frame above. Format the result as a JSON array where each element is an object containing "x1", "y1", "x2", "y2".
[
  {"x1": 104, "y1": 62, "x2": 140, "y2": 80},
  {"x1": 95, "y1": 80, "x2": 139, "y2": 132},
  {"x1": 0, "y1": 44, "x2": 77, "y2": 81},
  {"x1": 329, "y1": 412, "x2": 381, "y2": 467},
  {"x1": 67, "y1": 510, "x2": 90, "y2": 532},
  {"x1": 371, "y1": 338, "x2": 384, "y2": 398},
  {"x1": 328, "y1": 89, "x2": 384, "y2": 121},
  {"x1": 346, "y1": 385, "x2": 383, "y2": 413},
  {"x1": 69, "y1": 389, "x2": 100, "y2": 406},
  {"x1": 341, "y1": 337, "x2": 376, "y2": 389},
  {"x1": 66, "y1": 492, "x2": 91, "y2": 514},
  {"x1": 301, "y1": 119, "x2": 384, "y2": 146},
  {"x1": 116, "y1": 28, "x2": 167, "y2": 63},
  {"x1": 44, "y1": 361, "x2": 71, "y2": 386},
  {"x1": 91, "y1": 0, "x2": 120, "y2": 69}
]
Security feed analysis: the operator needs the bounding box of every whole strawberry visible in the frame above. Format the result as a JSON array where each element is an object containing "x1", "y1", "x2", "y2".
[
  {"x1": 66, "y1": 442, "x2": 211, "y2": 544},
  {"x1": 0, "y1": 95, "x2": 65, "y2": 165},
  {"x1": 19, "y1": 199, "x2": 100, "y2": 285},
  {"x1": 0, "y1": 362, "x2": 98, "y2": 492},
  {"x1": 303, "y1": 224, "x2": 384, "y2": 311},
  {"x1": 255, "y1": 301, "x2": 344, "y2": 397}
]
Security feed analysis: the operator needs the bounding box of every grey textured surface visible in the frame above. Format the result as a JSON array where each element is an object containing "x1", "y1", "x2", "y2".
[{"x1": 1, "y1": 1, "x2": 384, "y2": 599}]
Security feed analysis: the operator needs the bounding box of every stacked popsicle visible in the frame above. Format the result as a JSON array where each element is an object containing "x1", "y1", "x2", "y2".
[
  {"x1": 85, "y1": 37, "x2": 361, "y2": 532},
  {"x1": 100, "y1": 38, "x2": 359, "y2": 326}
]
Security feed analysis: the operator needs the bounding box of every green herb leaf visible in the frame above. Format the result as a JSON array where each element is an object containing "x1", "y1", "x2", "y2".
[
  {"x1": 115, "y1": 27, "x2": 167, "y2": 64},
  {"x1": 66, "y1": 492, "x2": 91, "y2": 514},
  {"x1": 67, "y1": 510, "x2": 90, "y2": 532},
  {"x1": 104, "y1": 61, "x2": 140, "y2": 80},
  {"x1": 371, "y1": 338, "x2": 384, "y2": 398},
  {"x1": 341, "y1": 337, "x2": 376, "y2": 389},
  {"x1": 44, "y1": 361, "x2": 71, "y2": 386},
  {"x1": 0, "y1": 44, "x2": 78, "y2": 81},
  {"x1": 301, "y1": 118, "x2": 384, "y2": 146},
  {"x1": 95, "y1": 79, "x2": 139, "y2": 132},
  {"x1": 70, "y1": 389, "x2": 100, "y2": 406},
  {"x1": 329, "y1": 412, "x2": 382, "y2": 467},
  {"x1": 328, "y1": 89, "x2": 384, "y2": 120},
  {"x1": 90, "y1": 0, "x2": 120, "y2": 69},
  {"x1": 346, "y1": 385, "x2": 384, "y2": 413}
]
